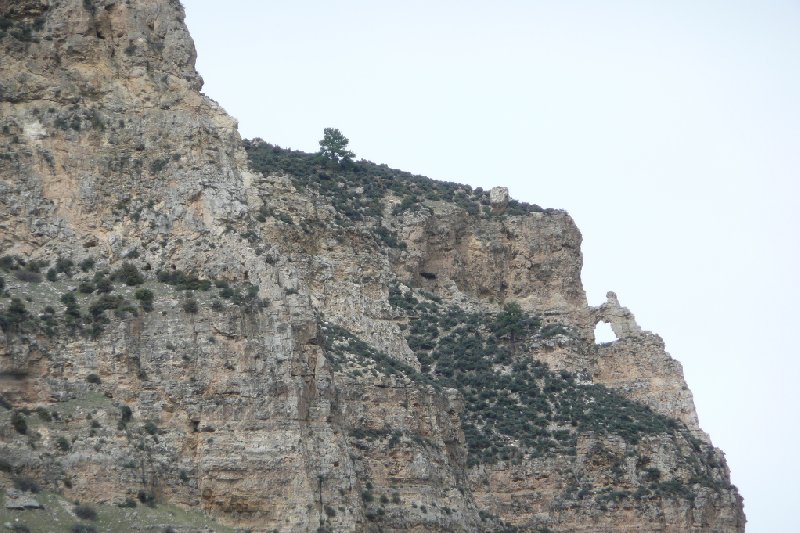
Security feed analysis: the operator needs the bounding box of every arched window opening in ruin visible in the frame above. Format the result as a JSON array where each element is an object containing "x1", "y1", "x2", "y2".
[{"x1": 594, "y1": 321, "x2": 617, "y2": 344}]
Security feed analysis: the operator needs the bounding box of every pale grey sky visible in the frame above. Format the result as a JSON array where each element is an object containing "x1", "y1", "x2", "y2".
[{"x1": 183, "y1": 2, "x2": 800, "y2": 530}]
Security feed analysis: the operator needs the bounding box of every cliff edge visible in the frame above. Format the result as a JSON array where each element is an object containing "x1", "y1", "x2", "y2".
[{"x1": 0, "y1": 1, "x2": 744, "y2": 531}]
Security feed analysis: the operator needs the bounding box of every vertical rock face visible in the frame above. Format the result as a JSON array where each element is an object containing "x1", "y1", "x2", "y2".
[
  {"x1": 0, "y1": 0, "x2": 248, "y2": 260},
  {"x1": 0, "y1": 2, "x2": 744, "y2": 532}
]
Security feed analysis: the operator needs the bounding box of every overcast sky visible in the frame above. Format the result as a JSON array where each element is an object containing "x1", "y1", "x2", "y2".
[{"x1": 182, "y1": 2, "x2": 799, "y2": 530}]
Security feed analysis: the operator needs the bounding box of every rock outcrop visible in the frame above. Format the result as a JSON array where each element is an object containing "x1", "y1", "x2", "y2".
[{"x1": 0, "y1": 1, "x2": 744, "y2": 532}]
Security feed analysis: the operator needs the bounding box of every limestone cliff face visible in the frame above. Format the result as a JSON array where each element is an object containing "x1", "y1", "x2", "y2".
[
  {"x1": 0, "y1": 0, "x2": 249, "y2": 260},
  {"x1": 0, "y1": 2, "x2": 744, "y2": 532}
]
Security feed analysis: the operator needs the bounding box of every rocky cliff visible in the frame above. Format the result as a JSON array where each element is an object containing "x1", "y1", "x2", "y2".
[{"x1": 0, "y1": 1, "x2": 744, "y2": 532}]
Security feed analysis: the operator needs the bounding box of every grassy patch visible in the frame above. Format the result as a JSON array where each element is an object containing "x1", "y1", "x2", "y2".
[
  {"x1": 382, "y1": 285, "x2": 716, "y2": 478},
  {"x1": 0, "y1": 492, "x2": 235, "y2": 533},
  {"x1": 245, "y1": 140, "x2": 548, "y2": 223},
  {"x1": 0, "y1": 255, "x2": 266, "y2": 340},
  {"x1": 321, "y1": 323, "x2": 435, "y2": 387},
  {"x1": 244, "y1": 140, "x2": 553, "y2": 254}
]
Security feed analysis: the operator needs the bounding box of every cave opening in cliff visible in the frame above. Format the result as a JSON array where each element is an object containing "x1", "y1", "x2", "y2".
[{"x1": 594, "y1": 321, "x2": 617, "y2": 343}]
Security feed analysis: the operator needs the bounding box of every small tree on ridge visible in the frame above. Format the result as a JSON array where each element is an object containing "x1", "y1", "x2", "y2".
[{"x1": 319, "y1": 127, "x2": 355, "y2": 163}]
